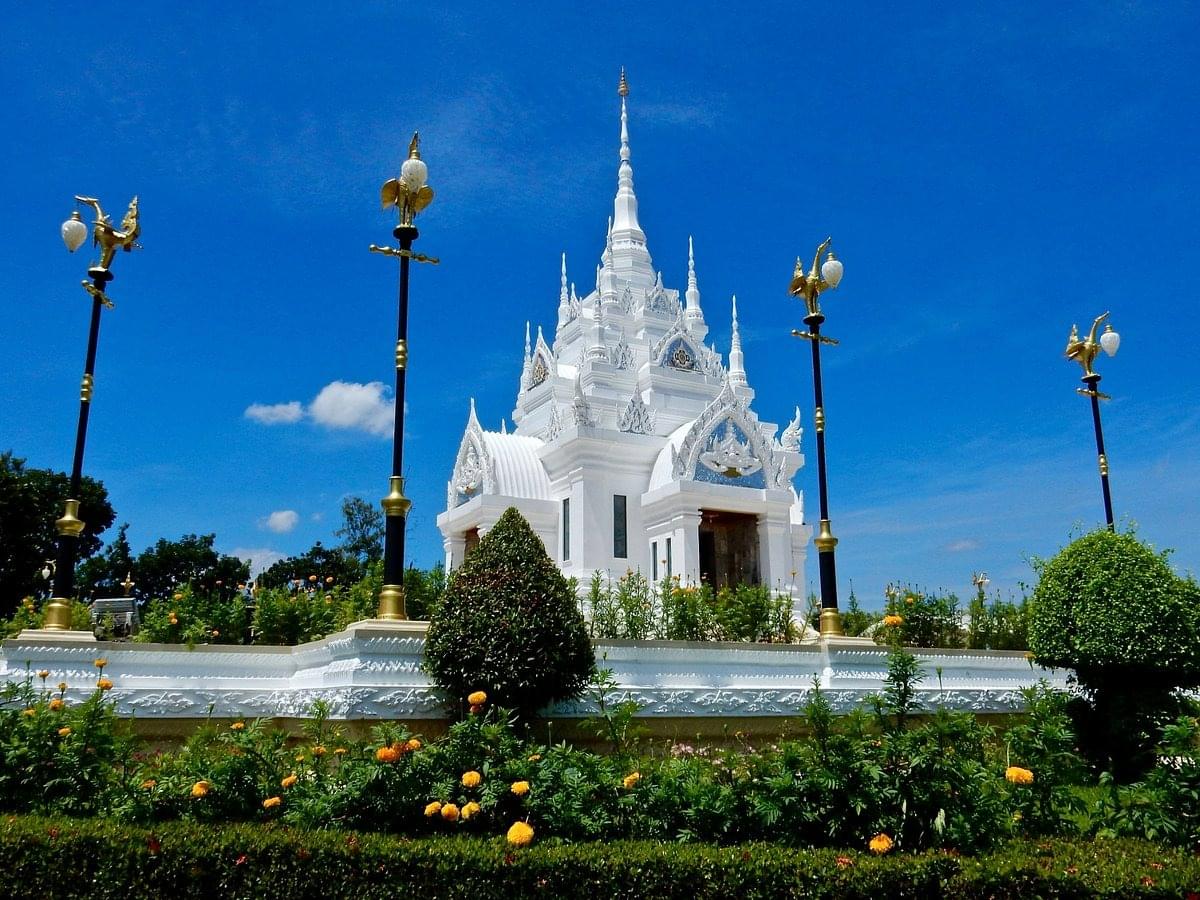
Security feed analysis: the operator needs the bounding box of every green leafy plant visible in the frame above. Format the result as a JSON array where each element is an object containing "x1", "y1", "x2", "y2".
[{"x1": 425, "y1": 507, "x2": 594, "y2": 721}]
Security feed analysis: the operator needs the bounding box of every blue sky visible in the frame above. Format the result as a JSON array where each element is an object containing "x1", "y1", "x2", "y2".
[{"x1": 1, "y1": 3, "x2": 1196, "y2": 607}]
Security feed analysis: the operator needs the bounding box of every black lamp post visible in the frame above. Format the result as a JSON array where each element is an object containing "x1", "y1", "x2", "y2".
[
  {"x1": 788, "y1": 238, "x2": 846, "y2": 637},
  {"x1": 43, "y1": 197, "x2": 140, "y2": 631},
  {"x1": 1065, "y1": 312, "x2": 1121, "y2": 529},
  {"x1": 369, "y1": 133, "x2": 437, "y2": 620}
]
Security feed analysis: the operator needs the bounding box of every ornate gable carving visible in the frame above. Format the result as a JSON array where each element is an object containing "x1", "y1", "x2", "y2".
[
  {"x1": 448, "y1": 404, "x2": 494, "y2": 507},
  {"x1": 529, "y1": 328, "x2": 555, "y2": 389},
  {"x1": 618, "y1": 390, "x2": 656, "y2": 434},
  {"x1": 671, "y1": 381, "x2": 788, "y2": 489},
  {"x1": 542, "y1": 402, "x2": 565, "y2": 442},
  {"x1": 652, "y1": 316, "x2": 724, "y2": 377},
  {"x1": 609, "y1": 328, "x2": 635, "y2": 369}
]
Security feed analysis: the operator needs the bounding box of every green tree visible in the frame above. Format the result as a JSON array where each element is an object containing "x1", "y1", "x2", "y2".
[
  {"x1": 425, "y1": 507, "x2": 594, "y2": 720},
  {"x1": 0, "y1": 451, "x2": 115, "y2": 615},
  {"x1": 336, "y1": 496, "x2": 384, "y2": 569},
  {"x1": 76, "y1": 523, "x2": 135, "y2": 600},
  {"x1": 131, "y1": 534, "x2": 250, "y2": 601},
  {"x1": 258, "y1": 541, "x2": 358, "y2": 590},
  {"x1": 1029, "y1": 529, "x2": 1200, "y2": 779}
]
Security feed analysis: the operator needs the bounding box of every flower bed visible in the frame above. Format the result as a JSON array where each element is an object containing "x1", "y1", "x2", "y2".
[{"x1": 0, "y1": 817, "x2": 1195, "y2": 899}]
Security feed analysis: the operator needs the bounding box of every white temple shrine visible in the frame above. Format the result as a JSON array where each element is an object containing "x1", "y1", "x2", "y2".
[{"x1": 437, "y1": 73, "x2": 813, "y2": 610}]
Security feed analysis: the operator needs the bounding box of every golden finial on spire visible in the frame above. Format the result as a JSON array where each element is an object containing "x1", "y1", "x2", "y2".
[
  {"x1": 618, "y1": 67, "x2": 629, "y2": 97},
  {"x1": 407, "y1": 132, "x2": 421, "y2": 160}
]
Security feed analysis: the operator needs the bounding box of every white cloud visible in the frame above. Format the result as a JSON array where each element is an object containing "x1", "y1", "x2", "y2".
[
  {"x1": 230, "y1": 547, "x2": 286, "y2": 576},
  {"x1": 945, "y1": 539, "x2": 981, "y2": 553},
  {"x1": 244, "y1": 401, "x2": 303, "y2": 424},
  {"x1": 261, "y1": 509, "x2": 299, "y2": 534},
  {"x1": 243, "y1": 381, "x2": 394, "y2": 437},
  {"x1": 309, "y1": 381, "x2": 394, "y2": 436}
]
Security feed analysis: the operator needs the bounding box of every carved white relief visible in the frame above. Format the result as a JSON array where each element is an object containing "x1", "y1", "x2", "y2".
[
  {"x1": 780, "y1": 406, "x2": 803, "y2": 452},
  {"x1": 609, "y1": 328, "x2": 634, "y2": 369},
  {"x1": 672, "y1": 381, "x2": 786, "y2": 488},
  {"x1": 699, "y1": 422, "x2": 763, "y2": 478},
  {"x1": 543, "y1": 403, "x2": 564, "y2": 442},
  {"x1": 447, "y1": 406, "x2": 494, "y2": 506},
  {"x1": 618, "y1": 390, "x2": 656, "y2": 435},
  {"x1": 572, "y1": 375, "x2": 596, "y2": 427}
]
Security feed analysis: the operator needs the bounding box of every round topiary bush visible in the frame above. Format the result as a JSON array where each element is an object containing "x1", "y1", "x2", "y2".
[
  {"x1": 1029, "y1": 528, "x2": 1200, "y2": 777},
  {"x1": 424, "y1": 507, "x2": 594, "y2": 720}
]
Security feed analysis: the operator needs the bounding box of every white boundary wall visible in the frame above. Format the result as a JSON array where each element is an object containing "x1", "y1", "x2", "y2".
[{"x1": 0, "y1": 622, "x2": 1068, "y2": 721}]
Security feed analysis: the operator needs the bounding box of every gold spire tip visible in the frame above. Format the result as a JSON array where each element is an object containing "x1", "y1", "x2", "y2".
[
  {"x1": 408, "y1": 132, "x2": 421, "y2": 160},
  {"x1": 618, "y1": 67, "x2": 629, "y2": 97}
]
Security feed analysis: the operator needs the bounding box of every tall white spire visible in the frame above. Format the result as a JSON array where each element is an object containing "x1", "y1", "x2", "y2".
[
  {"x1": 557, "y1": 252, "x2": 571, "y2": 328},
  {"x1": 729, "y1": 295, "x2": 747, "y2": 387},
  {"x1": 524, "y1": 321, "x2": 531, "y2": 362},
  {"x1": 606, "y1": 68, "x2": 653, "y2": 288},
  {"x1": 685, "y1": 235, "x2": 703, "y2": 323}
]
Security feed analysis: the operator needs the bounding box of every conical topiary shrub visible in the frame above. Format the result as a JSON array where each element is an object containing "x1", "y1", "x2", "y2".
[{"x1": 425, "y1": 507, "x2": 594, "y2": 719}]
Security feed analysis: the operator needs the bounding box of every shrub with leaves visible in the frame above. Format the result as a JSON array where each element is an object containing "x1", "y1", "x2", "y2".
[
  {"x1": 425, "y1": 507, "x2": 594, "y2": 720},
  {"x1": 877, "y1": 584, "x2": 964, "y2": 648},
  {"x1": 138, "y1": 584, "x2": 248, "y2": 645},
  {"x1": 1029, "y1": 528, "x2": 1200, "y2": 778}
]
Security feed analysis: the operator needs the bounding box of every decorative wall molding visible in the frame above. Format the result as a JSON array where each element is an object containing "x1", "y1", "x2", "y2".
[{"x1": 1, "y1": 627, "x2": 1068, "y2": 721}]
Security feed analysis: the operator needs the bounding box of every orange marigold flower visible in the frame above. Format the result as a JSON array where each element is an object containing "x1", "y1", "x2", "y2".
[
  {"x1": 308, "y1": 575, "x2": 317, "y2": 582},
  {"x1": 1005, "y1": 766, "x2": 1034, "y2": 786},
  {"x1": 37, "y1": 670, "x2": 50, "y2": 680},
  {"x1": 510, "y1": 781, "x2": 530, "y2": 797},
  {"x1": 441, "y1": 803, "x2": 460, "y2": 822},
  {"x1": 49, "y1": 698, "x2": 64, "y2": 712},
  {"x1": 405, "y1": 738, "x2": 421, "y2": 752},
  {"x1": 461, "y1": 770, "x2": 482, "y2": 789},
  {"x1": 467, "y1": 690, "x2": 487, "y2": 706},
  {"x1": 424, "y1": 801, "x2": 442, "y2": 817},
  {"x1": 836, "y1": 855, "x2": 853, "y2": 868},
  {"x1": 528, "y1": 754, "x2": 542, "y2": 763},
  {"x1": 869, "y1": 833, "x2": 894, "y2": 855},
  {"x1": 263, "y1": 796, "x2": 282, "y2": 809},
  {"x1": 57, "y1": 727, "x2": 71, "y2": 737},
  {"x1": 94, "y1": 658, "x2": 108, "y2": 670},
  {"x1": 462, "y1": 801, "x2": 481, "y2": 821},
  {"x1": 312, "y1": 746, "x2": 326, "y2": 757},
  {"x1": 97, "y1": 678, "x2": 114, "y2": 691},
  {"x1": 507, "y1": 821, "x2": 534, "y2": 847},
  {"x1": 281, "y1": 774, "x2": 298, "y2": 789},
  {"x1": 173, "y1": 593, "x2": 183, "y2": 601},
  {"x1": 376, "y1": 746, "x2": 400, "y2": 764},
  {"x1": 191, "y1": 781, "x2": 210, "y2": 799},
  {"x1": 622, "y1": 772, "x2": 641, "y2": 789},
  {"x1": 230, "y1": 722, "x2": 245, "y2": 731},
  {"x1": 141, "y1": 779, "x2": 156, "y2": 790},
  {"x1": 22, "y1": 708, "x2": 35, "y2": 717},
  {"x1": 882, "y1": 614, "x2": 903, "y2": 627},
  {"x1": 334, "y1": 747, "x2": 348, "y2": 756},
  {"x1": 57, "y1": 682, "x2": 67, "y2": 693}
]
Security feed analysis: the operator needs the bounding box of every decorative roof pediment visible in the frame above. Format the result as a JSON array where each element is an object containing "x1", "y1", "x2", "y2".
[
  {"x1": 529, "y1": 327, "x2": 555, "y2": 389},
  {"x1": 651, "y1": 315, "x2": 723, "y2": 377},
  {"x1": 671, "y1": 381, "x2": 787, "y2": 489},
  {"x1": 609, "y1": 328, "x2": 634, "y2": 369},
  {"x1": 448, "y1": 401, "x2": 494, "y2": 507},
  {"x1": 618, "y1": 389, "x2": 656, "y2": 434}
]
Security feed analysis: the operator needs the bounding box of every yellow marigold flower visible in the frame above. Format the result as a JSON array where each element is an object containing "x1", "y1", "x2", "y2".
[
  {"x1": 141, "y1": 779, "x2": 156, "y2": 790},
  {"x1": 263, "y1": 796, "x2": 281, "y2": 809},
  {"x1": 97, "y1": 678, "x2": 114, "y2": 691},
  {"x1": 191, "y1": 781, "x2": 210, "y2": 798},
  {"x1": 869, "y1": 833, "x2": 894, "y2": 855},
  {"x1": 57, "y1": 727, "x2": 71, "y2": 737},
  {"x1": 281, "y1": 774, "x2": 298, "y2": 789},
  {"x1": 528, "y1": 754, "x2": 542, "y2": 763},
  {"x1": 405, "y1": 738, "x2": 421, "y2": 752},
  {"x1": 94, "y1": 658, "x2": 107, "y2": 670},
  {"x1": 37, "y1": 670, "x2": 50, "y2": 680},
  {"x1": 173, "y1": 593, "x2": 183, "y2": 601},
  {"x1": 462, "y1": 801, "x2": 481, "y2": 821},
  {"x1": 312, "y1": 746, "x2": 326, "y2": 757},
  {"x1": 882, "y1": 614, "x2": 903, "y2": 627},
  {"x1": 424, "y1": 801, "x2": 442, "y2": 817},
  {"x1": 376, "y1": 746, "x2": 400, "y2": 764},
  {"x1": 623, "y1": 772, "x2": 641, "y2": 789},
  {"x1": 294, "y1": 754, "x2": 305, "y2": 763},
  {"x1": 1005, "y1": 766, "x2": 1034, "y2": 786},
  {"x1": 48, "y1": 698, "x2": 64, "y2": 712},
  {"x1": 462, "y1": 770, "x2": 482, "y2": 789},
  {"x1": 510, "y1": 781, "x2": 530, "y2": 797},
  {"x1": 507, "y1": 821, "x2": 534, "y2": 847},
  {"x1": 22, "y1": 708, "x2": 35, "y2": 717},
  {"x1": 230, "y1": 721, "x2": 245, "y2": 731},
  {"x1": 905, "y1": 595, "x2": 915, "y2": 605},
  {"x1": 441, "y1": 803, "x2": 460, "y2": 822},
  {"x1": 467, "y1": 690, "x2": 488, "y2": 706},
  {"x1": 57, "y1": 682, "x2": 67, "y2": 693},
  {"x1": 169, "y1": 613, "x2": 178, "y2": 625},
  {"x1": 334, "y1": 747, "x2": 348, "y2": 756}
]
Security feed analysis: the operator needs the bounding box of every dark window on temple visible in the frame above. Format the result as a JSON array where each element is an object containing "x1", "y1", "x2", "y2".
[
  {"x1": 651, "y1": 541, "x2": 658, "y2": 581},
  {"x1": 613, "y1": 495, "x2": 628, "y2": 558},
  {"x1": 562, "y1": 498, "x2": 571, "y2": 561},
  {"x1": 666, "y1": 537, "x2": 673, "y2": 578}
]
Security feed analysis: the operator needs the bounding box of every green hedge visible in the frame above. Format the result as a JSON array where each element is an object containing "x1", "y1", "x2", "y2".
[{"x1": 0, "y1": 816, "x2": 1196, "y2": 899}]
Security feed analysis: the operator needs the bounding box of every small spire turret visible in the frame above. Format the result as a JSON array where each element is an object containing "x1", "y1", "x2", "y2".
[{"x1": 729, "y1": 295, "x2": 747, "y2": 387}]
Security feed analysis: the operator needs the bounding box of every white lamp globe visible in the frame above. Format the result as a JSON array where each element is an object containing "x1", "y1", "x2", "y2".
[
  {"x1": 400, "y1": 156, "x2": 428, "y2": 191},
  {"x1": 821, "y1": 253, "x2": 843, "y2": 289},
  {"x1": 61, "y1": 211, "x2": 87, "y2": 252},
  {"x1": 1100, "y1": 325, "x2": 1120, "y2": 357}
]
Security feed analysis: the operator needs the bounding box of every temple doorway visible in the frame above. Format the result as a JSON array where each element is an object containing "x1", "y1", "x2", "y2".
[
  {"x1": 698, "y1": 510, "x2": 760, "y2": 589},
  {"x1": 463, "y1": 528, "x2": 480, "y2": 559}
]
